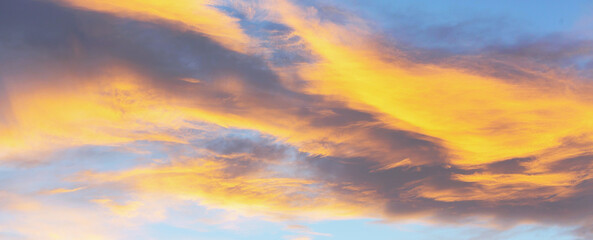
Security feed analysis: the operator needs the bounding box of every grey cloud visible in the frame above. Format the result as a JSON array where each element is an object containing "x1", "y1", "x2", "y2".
[
  {"x1": 0, "y1": 0, "x2": 310, "y2": 110},
  {"x1": 305, "y1": 151, "x2": 593, "y2": 236},
  {"x1": 548, "y1": 154, "x2": 593, "y2": 173},
  {"x1": 485, "y1": 157, "x2": 534, "y2": 174}
]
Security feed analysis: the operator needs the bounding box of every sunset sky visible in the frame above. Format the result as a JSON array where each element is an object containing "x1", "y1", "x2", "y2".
[{"x1": 1, "y1": 0, "x2": 593, "y2": 239}]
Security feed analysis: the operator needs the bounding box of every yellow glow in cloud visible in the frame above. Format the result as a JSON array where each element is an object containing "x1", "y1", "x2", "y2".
[
  {"x1": 82, "y1": 159, "x2": 376, "y2": 220},
  {"x1": 55, "y1": 0, "x2": 251, "y2": 53},
  {"x1": 92, "y1": 198, "x2": 143, "y2": 217},
  {"x1": 0, "y1": 62, "x2": 364, "y2": 167},
  {"x1": 416, "y1": 173, "x2": 580, "y2": 203},
  {"x1": 269, "y1": 0, "x2": 593, "y2": 167},
  {"x1": 214, "y1": 0, "x2": 593, "y2": 206},
  {"x1": 43, "y1": 187, "x2": 87, "y2": 195},
  {"x1": 0, "y1": 69, "x2": 191, "y2": 160}
]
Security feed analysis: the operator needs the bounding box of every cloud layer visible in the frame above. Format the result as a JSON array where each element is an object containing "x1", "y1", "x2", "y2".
[{"x1": 1, "y1": 0, "x2": 593, "y2": 239}]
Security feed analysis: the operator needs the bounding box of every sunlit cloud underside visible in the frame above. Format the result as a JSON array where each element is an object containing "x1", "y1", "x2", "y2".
[{"x1": 1, "y1": 0, "x2": 593, "y2": 239}]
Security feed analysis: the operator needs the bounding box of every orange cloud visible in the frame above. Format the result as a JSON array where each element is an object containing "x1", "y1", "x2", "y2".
[
  {"x1": 80, "y1": 158, "x2": 377, "y2": 221},
  {"x1": 269, "y1": 0, "x2": 593, "y2": 168},
  {"x1": 0, "y1": 69, "x2": 191, "y2": 160},
  {"x1": 92, "y1": 198, "x2": 143, "y2": 217},
  {"x1": 42, "y1": 187, "x2": 87, "y2": 195},
  {"x1": 53, "y1": 0, "x2": 251, "y2": 53}
]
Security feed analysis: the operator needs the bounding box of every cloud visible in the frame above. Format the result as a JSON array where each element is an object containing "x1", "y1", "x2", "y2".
[
  {"x1": 1, "y1": 0, "x2": 593, "y2": 239},
  {"x1": 76, "y1": 151, "x2": 374, "y2": 221},
  {"x1": 42, "y1": 187, "x2": 87, "y2": 195},
  {"x1": 51, "y1": 0, "x2": 251, "y2": 53}
]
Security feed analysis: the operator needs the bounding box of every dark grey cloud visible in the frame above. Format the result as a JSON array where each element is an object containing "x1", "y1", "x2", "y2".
[
  {"x1": 548, "y1": 154, "x2": 593, "y2": 173},
  {"x1": 303, "y1": 150, "x2": 593, "y2": 238},
  {"x1": 0, "y1": 0, "x2": 310, "y2": 110},
  {"x1": 485, "y1": 157, "x2": 534, "y2": 174}
]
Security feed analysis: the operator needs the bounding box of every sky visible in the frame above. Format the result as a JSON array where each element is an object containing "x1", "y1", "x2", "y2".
[{"x1": 1, "y1": 0, "x2": 593, "y2": 239}]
